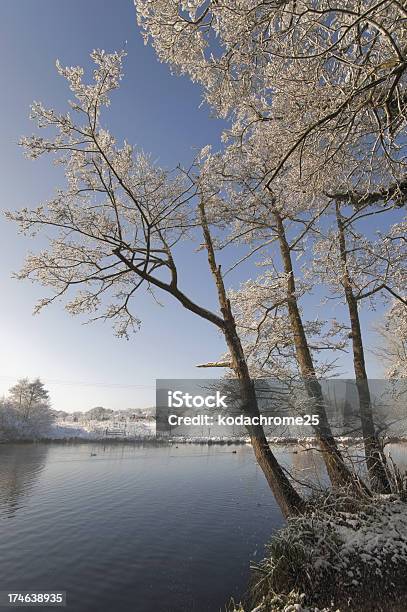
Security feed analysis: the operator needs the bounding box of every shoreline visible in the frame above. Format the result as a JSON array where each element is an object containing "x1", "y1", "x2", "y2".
[{"x1": 2, "y1": 435, "x2": 407, "y2": 446}]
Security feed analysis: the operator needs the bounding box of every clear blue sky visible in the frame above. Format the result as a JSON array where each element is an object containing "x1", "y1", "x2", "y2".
[{"x1": 0, "y1": 0, "x2": 390, "y2": 412}]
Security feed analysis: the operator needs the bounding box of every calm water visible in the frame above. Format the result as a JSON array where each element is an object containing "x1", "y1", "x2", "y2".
[
  {"x1": 0, "y1": 443, "x2": 291, "y2": 612},
  {"x1": 1, "y1": 443, "x2": 406, "y2": 612}
]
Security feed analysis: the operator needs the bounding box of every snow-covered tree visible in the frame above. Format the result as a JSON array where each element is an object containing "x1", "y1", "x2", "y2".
[
  {"x1": 7, "y1": 50, "x2": 305, "y2": 516},
  {"x1": 86, "y1": 406, "x2": 114, "y2": 421},
  {"x1": 0, "y1": 400, "x2": 21, "y2": 441},
  {"x1": 374, "y1": 300, "x2": 407, "y2": 379},
  {"x1": 191, "y1": 130, "x2": 362, "y2": 489},
  {"x1": 134, "y1": 1, "x2": 406, "y2": 494},
  {"x1": 0, "y1": 379, "x2": 54, "y2": 440},
  {"x1": 311, "y1": 201, "x2": 406, "y2": 491},
  {"x1": 135, "y1": 0, "x2": 407, "y2": 191},
  {"x1": 9, "y1": 377, "x2": 50, "y2": 419}
]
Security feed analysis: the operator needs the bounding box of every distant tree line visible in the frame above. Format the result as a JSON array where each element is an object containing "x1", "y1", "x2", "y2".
[{"x1": 60, "y1": 406, "x2": 155, "y2": 422}]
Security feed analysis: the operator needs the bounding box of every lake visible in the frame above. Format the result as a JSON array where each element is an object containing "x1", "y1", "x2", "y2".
[
  {"x1": 1, "y1": 442, "x2": 406, "y2": 612},
  {"x1": 0, "y1": 443, "x2": 291, "y2": 612}
]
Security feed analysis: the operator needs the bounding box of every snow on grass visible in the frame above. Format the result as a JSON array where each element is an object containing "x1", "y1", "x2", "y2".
[{"x1": 237, "y1": 493, "x2": 407, "y2": 611}]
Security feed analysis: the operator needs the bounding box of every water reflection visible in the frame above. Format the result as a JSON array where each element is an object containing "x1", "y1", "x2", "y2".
[{"x1": 0, "y1": 444, "x2": 49, "y2": 518}]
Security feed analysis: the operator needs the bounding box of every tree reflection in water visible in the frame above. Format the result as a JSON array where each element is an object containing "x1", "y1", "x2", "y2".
[{"x1": 0, "y1": 444, "x2": 49, "y2": 518}]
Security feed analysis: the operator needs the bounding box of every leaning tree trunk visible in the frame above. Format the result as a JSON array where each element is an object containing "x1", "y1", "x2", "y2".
[
  {"x1": 274, "y1": 211, "x2": 365, "y2": 491},
  {"x1": 199, "y1": 200, "x2": 305, "y2": 517},
  {"x1": 335, "y1": 204, "x2": 391, "y2": 493},
  {"x1": 225, "y1": 318, "x2": 306, "y2": 517}
]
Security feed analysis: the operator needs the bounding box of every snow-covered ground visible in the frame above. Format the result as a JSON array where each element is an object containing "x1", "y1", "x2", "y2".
[
  {"x1": 42, "y1": 421, "x2": 407, "y2": 444},
  {"x1": 49, "y1": 418, "x2": 156, "y2": 440},
  {"x1": 237, "y1": 494, "x2": 407, "y2": 611}
]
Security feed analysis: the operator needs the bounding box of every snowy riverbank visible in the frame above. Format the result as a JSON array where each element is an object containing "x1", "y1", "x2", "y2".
[{"x1": 232, "y1": 492, "x2": 407, "y2": 612}]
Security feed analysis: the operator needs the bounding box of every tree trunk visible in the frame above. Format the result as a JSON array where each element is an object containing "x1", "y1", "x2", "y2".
[
  {"x1": 335, "y1": 204, "x2": 391, "y2": 493},
  {"x1": 274, "y1": 211, "x2": 364, "y2": 491},
  {"x1": 223, "y1": 317, "x2": 306, "y2": 515},
  {"x1": 199, "y1": 200, "x2": 305, "y2": 517},
  {"x1": 226, "y1": 319, "x2": 306, "y2": 517}
]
